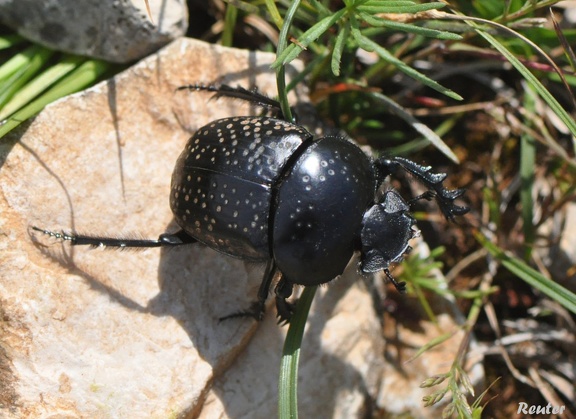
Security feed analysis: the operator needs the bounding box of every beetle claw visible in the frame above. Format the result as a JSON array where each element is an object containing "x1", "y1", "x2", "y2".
[{"x1": 275, "y1": 297, "x2": 295, "y2": 325}]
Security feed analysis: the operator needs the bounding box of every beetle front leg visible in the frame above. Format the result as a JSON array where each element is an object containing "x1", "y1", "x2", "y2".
[{"x1": 375, "y1": 156, "x2": 469, "y2": 220}]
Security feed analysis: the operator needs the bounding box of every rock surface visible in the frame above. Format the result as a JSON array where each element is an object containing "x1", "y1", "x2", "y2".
[
  {"x1": 0, "y1": 37, "x2": 386, "y2": 417},
  {"x1": 0, "y1": 0, "x2": 187, "y2": 62}
]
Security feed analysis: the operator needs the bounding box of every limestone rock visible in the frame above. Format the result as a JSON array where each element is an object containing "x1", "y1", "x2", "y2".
[
  {"x1": 0, "y1": 0, "x2": 187, "y2": 62},
  {"x1": 0, "y1": 37, "x2": 385, "y2": 417}
]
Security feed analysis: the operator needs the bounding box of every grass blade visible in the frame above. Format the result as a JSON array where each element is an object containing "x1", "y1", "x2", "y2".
[
  {"x1": 357, "y1": 2, "x2": 446, "y2": 14},
  {"x1": 350, "y1": 20, "x2": 462, "y2": 101},
  {"x1": 0, "y1": 47, "x2": 54, "y2": 108},
  {"x1": 278, "y1": 286, "x2": 317, "y2": 419},
  {"x1": 273, "y1": 9, "x2": 347, "y2": 68},
  {"x1": 0, "y1": 59, "x2": 112, "y2": 139},
  {"x1": 359, "y1": 12, "x2": 462, "y2": 40},
  {"x1": 331, "y1": 22, "x2": 349, "y2": 76},
  {"x1": 0, "y1": 44, "x2": 48, "y2": 81},
  {"x1": 520, "y1": 84, "x2": 537, "y2": 259},
  {"x1": 0, "y1": 34, "x2": 25, "y2": 50},
  {"x1": 370, "y1": 91, "x2": 460, "y2": 162},
  {"x1": 477, "y1": 233, "x2": 576, "y2": 315},
  {"x1": 0, "y1": 55, "x2": 86, "y2": 120},
  {"x1": 474, "y1": 28, "x2": 576, "y2": 140}
]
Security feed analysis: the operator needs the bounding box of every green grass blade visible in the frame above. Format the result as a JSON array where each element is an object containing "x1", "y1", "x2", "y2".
[
  {"x1": 0, "y1": 46, "x2": 54, "y2": 108},
  {"x1": 520, "y1": 84, "x2": 537, "y2": 259},
  {"x1": 350, "y1": 20, "x2": 462, "y2": 100},
  {"x1": 357, "y1": 2, "x2": 446, "y2": 14},
  {"x1": 264, "y1": 0, "x2": 284, "y2": 29},
  {"x1": 331, "y1": 22, "x2": 349, "y2": 76},
  {"x1": 0, "y1": 59, "x2": 111, "y2": 139},
  {"x1": 410, "y1": 330, "x2": 457, "y2": 361},
  {"x1": 275, "y1": 0, "x2": 303, "y2": 123},
  {"x1": 0, "y1": 34, "x2": 25, "y2": 49},
  {"x1": 370, "y1": 91, "x2": 460, "y2": 162},
  {"x1": 0, "y1": 55, "x2": 85, "y2": 120},
  {"x1": 0, "y1": 44, "x2": 48, "y2": 80},
  {"x1": 477, "y1": 233, "x2": 576, "y2": 315},
  {"x1": 273, "y1": 8, "x2": 347, "y2": 68},
  {"x1": 472, "y1": 26, "x2": 576, "y2": 142},
  {"x1": 278, "y1": 286, "x2": 317, "y2": 419},
  {"x1": 221, "y1": 4, "x2": 238, "y2": 47},
  {"x1": 359, "y1": 12, "x2": 462, "y2": 40}
]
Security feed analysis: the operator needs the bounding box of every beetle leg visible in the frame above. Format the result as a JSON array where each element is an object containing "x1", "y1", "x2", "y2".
[
  {"x1": 374, "y1": 156, "x2": 469, "y2": 220},
  {"x1": 408, "y1": 190, "x2": 436, "y2": 206},
  {"x1": 177, "y1": 84, "x2": 294, "y2": 120},
  {"x1": 383, "y1": 268, "x2": 407, "y2": 294},
  {"x1": 274, "y1": 276, "x2": 295, "y2": 325},
  {"x1": 31, "y1": 226, "x2": 196, "y2": 248},
  {"x1": 219, "y1": 259, "x2": 277, "y2": 322}
]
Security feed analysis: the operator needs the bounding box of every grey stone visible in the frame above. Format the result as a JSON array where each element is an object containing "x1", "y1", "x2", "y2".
[{"x1": 0, "y1": 0, "x2": 187, "y2": 62}]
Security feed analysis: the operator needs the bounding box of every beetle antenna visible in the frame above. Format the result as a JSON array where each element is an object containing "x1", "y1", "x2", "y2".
[{"x1": 31, "y1": 226, "x2": 196, "y2": 248}]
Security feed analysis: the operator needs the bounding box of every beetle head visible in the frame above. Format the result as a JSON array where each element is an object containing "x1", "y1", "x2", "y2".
[{"x1": 360, "y1": 190, "x2": 418, "y2": 292}]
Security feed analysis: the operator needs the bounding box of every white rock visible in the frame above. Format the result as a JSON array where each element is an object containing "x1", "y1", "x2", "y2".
[
  {"x1": 0, "y1": 37, "x2": 385, "y2": 417},
  {"x1": 0, "y1": 0, "x2": 187, "y2": 62}
]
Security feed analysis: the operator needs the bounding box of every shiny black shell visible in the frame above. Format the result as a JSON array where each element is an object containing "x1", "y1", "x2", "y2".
[
  {"x1": 272, "y1": 137, "x2": 375, "y2": 285},
  {"x1": 170, "y1": 116, "x2": 311, "y2": 260},
  {"x1": 170, "y1": 117, "x2": 376, "y2": 286}
]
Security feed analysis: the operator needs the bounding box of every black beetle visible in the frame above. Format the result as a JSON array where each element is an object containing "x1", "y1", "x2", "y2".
[{"x1": 34, "y1": 84, "x2": 468, "y2": 323}]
